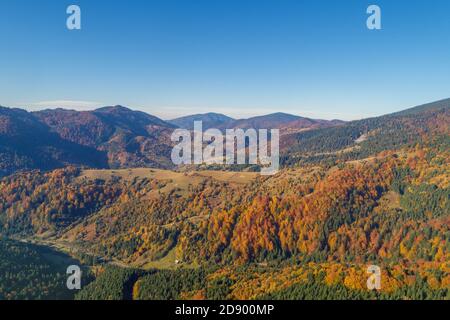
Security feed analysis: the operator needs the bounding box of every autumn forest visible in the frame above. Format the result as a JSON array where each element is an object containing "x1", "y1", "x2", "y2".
[{"x1": 0, "y1": 98, "x2": 448, "y2": 300}]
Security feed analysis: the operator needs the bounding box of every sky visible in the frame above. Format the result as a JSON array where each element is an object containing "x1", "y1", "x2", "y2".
[{"x1": 0, "y1": 0, "x2": 450, "y2": 120}]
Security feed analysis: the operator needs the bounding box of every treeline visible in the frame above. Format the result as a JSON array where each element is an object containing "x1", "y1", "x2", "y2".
[
  {"x1": 262, "y1": 276, "x2": 448, "y2": 300},
  {"x1": 76, "y1": 264, "x2": 449, "y2": 300},
  {"x1": 75, "y1": 266, "x2": 140, "y2": 300},
  {"x1": 76, "y1": 267, "x2": 207, "y2": 300},
  {"x1": 1, "y1": 106, "x2": 448, "y2": 299},
  {"x1": 134, "y1": 269, "x2": 207, "y2": 300}
]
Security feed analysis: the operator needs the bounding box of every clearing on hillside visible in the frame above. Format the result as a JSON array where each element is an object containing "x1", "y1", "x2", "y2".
[{"x1": 78, "y1": 168, "x2": 259, "y2": 197}]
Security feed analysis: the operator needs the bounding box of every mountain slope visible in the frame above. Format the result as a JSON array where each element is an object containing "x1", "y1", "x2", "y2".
[
  {"x1": 0, "y1": 99, "x2": 448, "y2": 176},
  {"x1": 0, "y1": 105, "x2": 178, "y2": 177},
  {"x1": 34, "y1": 106, "x2": 176, "y2": 169},
  {"x1": 281, "y1": 98, "x2": 450, "y2": 165},
  {"x1": 0, "y1": 107, "x2": 108, "y2": 177},
  {"x1": 0, "y1": 99, "x2": 448, "y2": 299},
  {"x1": 391, "y1": 97, "x2": 450, "y2": 116},
  {"x1": 170, "y1": 111, "x2": 344, "y2": 133}
]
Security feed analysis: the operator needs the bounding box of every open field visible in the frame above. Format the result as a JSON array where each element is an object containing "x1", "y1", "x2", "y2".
[
  {"x1": 79, "y1": 168, "x2": 258, "y2": 183},
  {"x1": 78, "y1": 168, "x2": 259, "y2": 197}
]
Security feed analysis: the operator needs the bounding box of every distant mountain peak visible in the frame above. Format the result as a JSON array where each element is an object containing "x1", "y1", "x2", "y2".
[
  {"x1": 266, "y1": 112, "x2": 300, "y2": 117},
  {"x1": 95, "y1": 105, "x2": 133, "y2": 113},
  {"x1": 169, "y1": 113, "x2": 235, "y2": 130}
]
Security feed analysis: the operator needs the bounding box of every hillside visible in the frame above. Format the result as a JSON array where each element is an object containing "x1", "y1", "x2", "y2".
[
  {"x1": 34, "y1": 106, "x2": 176, "y2": 169},
  {"x1": 34, "y1": 106, "x2": 173, "y2": 147},
  {"x1": 0, "y1": 106, "x2": 178, "y2": 177},
  {"x1": 0, "y1": 106, "x2": 108, "y2": 177},
  {"x1": 0, "y1": 239, "x2": 85, "y2": 300}
]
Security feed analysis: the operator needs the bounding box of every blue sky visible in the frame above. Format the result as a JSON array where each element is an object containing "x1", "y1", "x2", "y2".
[{"x1": 1, "y1": 0, "x2": 449, "y2": 120}]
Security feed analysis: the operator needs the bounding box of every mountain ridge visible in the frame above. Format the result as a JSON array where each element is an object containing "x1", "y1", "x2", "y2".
[
  {"x1": 0, "y1": 98, "x2": 448, "y2": 176},
  {"x1": 170, "y1": 111, "x2": 346, "y2": 133}
]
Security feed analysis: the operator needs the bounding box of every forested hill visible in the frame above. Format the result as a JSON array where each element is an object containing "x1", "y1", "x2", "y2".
[
  {"x1": 34, "y1": 106, "x2": 176, "y2": 170},
  {"x1": 0, "y1": 106, "x2": 108, "y2": 177},
  {"x1": 0, "y1": 106, "x2": 176, "y2": 176},
  {"x1": 281, "y1": 98, "x2": 449, "y2": 166},
  {"x1": 1, "y1": 99, "x2": 448, "y2": 176},
  {"x1": 391, "y1": 97, "x2": 450, "y2": 116}
]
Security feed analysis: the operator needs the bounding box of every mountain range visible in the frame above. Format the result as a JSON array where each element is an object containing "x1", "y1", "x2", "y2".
[
  {"x1": 168, "y1": 112, "x2": 235, "y2": 130},
  {"x1": 0, "y1": 105, "x2": 346, "y2": 176},
  {"x1": 168, "y1": 111, "x2": 344, "y2": 132},
  {"x1": 1, "y1": 99, "x2": 449, "y2": 177}
]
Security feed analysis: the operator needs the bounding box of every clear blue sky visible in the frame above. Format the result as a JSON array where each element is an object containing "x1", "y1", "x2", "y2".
[{"x1": 1, "y1": 0, "x2": 449, "y2": 120}]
